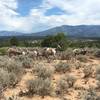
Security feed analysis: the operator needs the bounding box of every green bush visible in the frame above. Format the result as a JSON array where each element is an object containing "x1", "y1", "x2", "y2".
[
  {"x1": 0, "y1": 48, "x2": 7, "y2": 55},
  {"x1": 9, "y1": 37, "x2": 19, "y2": 46},
  {"x1": 41, "y1": 33, "x2": 68, "y2": 51}
]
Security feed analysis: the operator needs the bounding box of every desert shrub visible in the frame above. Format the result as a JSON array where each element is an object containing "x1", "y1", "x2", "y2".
[
  {"x1": 8, "y1": 72, "x2": 18, "y2": 86},
  {"x1": 96, "y1": 66, "x2": 100, "y2": 75},
  {"x1": 22, "y1": 57, "x2": 33, "y2": 68},
  {"x1": 96, "y1": 66, "x2": 100, "y2": 81},
  {"x1": 83, "y1": 65, "x2": 93, "y2": 78},
  {"x1": 0, "y1": 68, "x2": 19, "y2": 90},
  {"x1": 96, "y1": 82, "x2": 100, "y2": 89},
  {"x1": 4, "y1": 95, "x2": 23, "y2": 100},
  {"x1": 55, "y1": 62, "x2": 70, "y2": 73},
  {"x1": 93, "y1": 50, "x2": 100, "y2": 58},
  {"x1": 27, "y1": 78, "x2": 53, "y2": 97},
  {"x1": 56, "y1": 78, "x2": 69, "y2": 95},
  {"x1": 63, "y1": 74, "x2": 77, "y2": 88},
  {"x1": 0, "y1": 68, "x2": 10, "y2": 88},
  {"x1": 74, "y1": 62, "x2": 84, "y2": 69},
  {"x1": 60, "y1": 49, "x2": 73, "y2": 60},
  {"x1": 77, "y1": 55, "x2": 87, "y2": 62},
  {"x1": 0, "y1": 56, "x2": 9, "y2": 68},
  {"x1": 56, "y1": 74, "x2": 76, "y2": 96},
  {"x1": 83, "y1": 88, "x2": 98, "y2": 100},
  {"x1": 4, "y1": 59, "x2": 23, "y2": 76},
  {"x1": 14, "y1": 55, "x2": 34, "y2": 68},
  {"x1": 96, "y1": 75, "x2": 100, "y2": 81},
  {"x1": 33, "y1": 64, "x2": 54, "y2": 79}
]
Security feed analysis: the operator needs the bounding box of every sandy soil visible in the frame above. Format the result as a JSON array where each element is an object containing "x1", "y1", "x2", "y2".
[{"x1": 2, "y1": 57, "x2": 100, "y2": 100}]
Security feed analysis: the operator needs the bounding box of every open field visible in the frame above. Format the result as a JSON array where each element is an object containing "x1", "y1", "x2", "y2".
[{"x1": 0, "y1": 47, "x2": 99, "y2": 100}]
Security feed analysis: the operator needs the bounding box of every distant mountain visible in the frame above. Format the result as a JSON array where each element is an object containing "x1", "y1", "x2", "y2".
[
  {"x1": 31, "y1": 25, "x2": 100, "y2": 37},
  {"x1": 0, "y1": 25, "x2": 100, "y2": 37},
  {"x1": 0, "y1": 31, "x2": 24, "y2": 36}
]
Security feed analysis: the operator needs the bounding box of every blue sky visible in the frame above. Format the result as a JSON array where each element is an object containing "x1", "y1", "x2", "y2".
[{"x1": 0, "y1": 0, "x2": 100, "y2": 33}]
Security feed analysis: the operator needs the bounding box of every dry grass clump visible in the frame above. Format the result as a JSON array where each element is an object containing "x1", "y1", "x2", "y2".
[
  {"x1": 26, "y1": 78, "x2": 53, "y2": 98},
  {"x1": 33, "y1": 64, "x2": 54, "y2": 79},
  {"x1": 55, "y1": 62, "x2": 70, "y2": 73}
]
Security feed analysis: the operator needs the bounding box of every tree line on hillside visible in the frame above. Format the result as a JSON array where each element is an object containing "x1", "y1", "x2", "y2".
[{"x1": 0, "y1": 33, "x2": 100, "y2": 51}]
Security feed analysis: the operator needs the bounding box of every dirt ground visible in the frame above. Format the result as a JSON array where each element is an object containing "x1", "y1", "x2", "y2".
[{"x1": 2, "y1": 56, "x2": 100, "y2": 100}]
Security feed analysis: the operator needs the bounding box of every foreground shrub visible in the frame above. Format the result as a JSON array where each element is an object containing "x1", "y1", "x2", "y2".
[
  {"x1": 94, "y1": 50, "x2": 100, "y2": 58},
  {"x1": 22, "y1": 57, "x2": 33, "y2": 68},
  {"x1": 83, "y1": 88, "x2": 98, "y2": 100},
  {"x1": 63, "y1": 74, "x2": 77, "y2": 88},
  {"x1": 83, "y1": 65, "x2": 93, "y2": 78},
  {"x1": 4, "y1": 59, "x2": 23, "y2": 76},
  {"x1": 96, "y1": 66, "x2": 100, "y2": 81},
  {"x1": 33, "y1": 64, "x2": 54, "y2": 79},
  {"x1": 0, "y1": 56, "x2": 9, "y2": 68},
  {"x1": 27, "y1": 78, "x2": 53, "y2": 97},
  {"x1": 56, "y1": 78, "x2": 69, "y2": 95},
  {"x1": 4, "y1": 95, "x2": 23, "y2": 100},
  {"x1": 55, "y1": 62, "x2": 70, "y2": 73},
  {"x1": 0, "y1": 68, "x2": 10, "y2": 88},
  {"x1": 0, "y1": 68, "x2": 19, "y2": 90},
  {"x1": 8, "y1": 72, "x2": 18, "y2": 86},
  {"x1": 56, "y1": 74, "x2": 76, "y2": 95},
  {"x1": 74, "y1": 62, "x2": 85, "y2": 69},
  {"x1": 77, "y1": 55, "x2": 87, "y2": 62}
]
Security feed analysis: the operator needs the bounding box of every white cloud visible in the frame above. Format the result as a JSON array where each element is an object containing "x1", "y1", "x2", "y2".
[{"x1": 0, "y1": 0, "x2": 100, "y2": 33}]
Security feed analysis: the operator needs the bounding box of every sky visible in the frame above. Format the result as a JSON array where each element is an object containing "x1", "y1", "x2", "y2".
[{"x1": 0, "y1": 0, "x2": 100, "y2": 33}]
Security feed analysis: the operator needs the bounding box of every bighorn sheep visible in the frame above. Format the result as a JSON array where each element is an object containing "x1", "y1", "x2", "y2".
[
  {"x1": 73, "y1": 48, "x2": 87, "y2": 56},
  {"x1": 43, "y1": 48, "x2": 56, "y2": 58}
]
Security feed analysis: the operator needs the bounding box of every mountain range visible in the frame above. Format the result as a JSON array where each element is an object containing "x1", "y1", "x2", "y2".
[{"x1": 0, "y1": 25, "x2": 100, "y2": 37}]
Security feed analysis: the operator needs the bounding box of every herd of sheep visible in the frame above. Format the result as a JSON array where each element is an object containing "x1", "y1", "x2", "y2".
[{"x1": 7, "y1": 47, "x2": 90, "y2": 58}]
